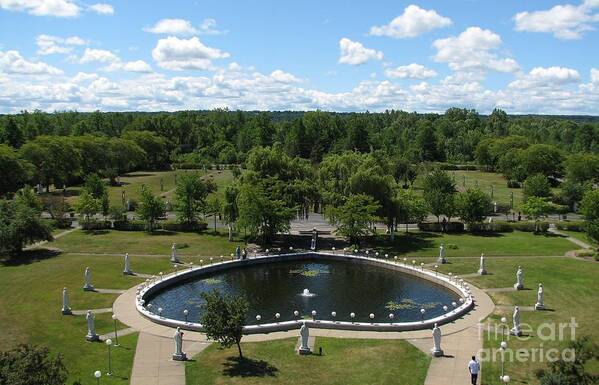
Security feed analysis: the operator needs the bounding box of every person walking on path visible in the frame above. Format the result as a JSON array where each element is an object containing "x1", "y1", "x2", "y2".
[{"x1": 468, "y1": 355, "x2": 480, "y2": 385}]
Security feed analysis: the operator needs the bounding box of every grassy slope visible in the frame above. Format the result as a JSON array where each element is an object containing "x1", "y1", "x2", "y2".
[{"x1": 186, "y1": 337, "x2": 430, "y2": 385}]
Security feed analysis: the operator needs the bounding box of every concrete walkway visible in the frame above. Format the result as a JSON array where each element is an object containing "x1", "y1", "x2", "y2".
[{"x1": 113, "y1": 270, "x2": 495, "y2": 385}]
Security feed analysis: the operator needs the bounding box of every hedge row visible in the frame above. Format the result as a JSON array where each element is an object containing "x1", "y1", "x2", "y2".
[
  {"x1": 81, "y1": 220, "x2": 208, "y2": 232},
  {"x1": 418, "y1": 220, "x2": 550, "y2": 233},
  {"x1": 435, "y1": 163, "x2": 478, "y2": 171},
  {"x1": 556, "y1": 221, "x2": 585, "y2": 232}
]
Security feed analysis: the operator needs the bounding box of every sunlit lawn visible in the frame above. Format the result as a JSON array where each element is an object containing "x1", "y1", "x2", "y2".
[{"x1": 186, "y1": 337, "x2": 429, "y2": 385}]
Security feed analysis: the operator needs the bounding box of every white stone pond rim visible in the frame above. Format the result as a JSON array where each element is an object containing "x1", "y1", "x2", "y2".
[{"x1": 135, "y1": 252, "x2": 475, "y2": 334}]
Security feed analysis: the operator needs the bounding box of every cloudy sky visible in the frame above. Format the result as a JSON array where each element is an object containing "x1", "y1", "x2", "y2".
[{"x1": 0, "y1": 0, "x2": 598, "y2": 114}]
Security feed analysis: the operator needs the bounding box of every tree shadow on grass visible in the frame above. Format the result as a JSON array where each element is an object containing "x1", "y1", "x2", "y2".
[
  {"x1": 222, "y1": 356, "x2": 279, "y2": 378},
  {"x1": 0, "y1": 248, "x2": 61, "y2": 266},
  {"x1": 83, "y1": 229, "x2": 110, "y2": 236}
]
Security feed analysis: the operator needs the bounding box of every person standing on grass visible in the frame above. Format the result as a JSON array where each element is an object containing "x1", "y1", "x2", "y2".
[{"x1": 468, "y1": 355, "x2": 480, "y2": 384}]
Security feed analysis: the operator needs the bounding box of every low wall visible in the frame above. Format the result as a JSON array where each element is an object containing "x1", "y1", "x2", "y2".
[{"x1": 136, "y1": 252, "x2": 474, "y2": 334}]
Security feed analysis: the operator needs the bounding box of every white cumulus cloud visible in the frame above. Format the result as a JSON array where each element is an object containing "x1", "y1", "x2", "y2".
[
  {"x1": 80, "y1": 48, "x2": 120, "y2": 64},
  {"x1": 433, "y1": 27, "x2": 519, "y2": 74},
  {"x1": 338, "y1": 38, "x2": 383, "y2": 66},
  {"x1": 514, "y1": 2, "x2": 599, "y2": 40},
  {"x1": 369, "y1": 4, "x2": 452, "y2": 38},
  {"x1": 384, "y1": 63, "x2": 437, "y2": 79},
  {"x1": 36, "y1": 34, "x2": 87, "y2": 55},
  {"x1": 591, "y1": 68, "x2": 599, "y2": 83},
  {"x1": 0, "y1": 50, "x2": 63, "y2": 75},
  {"x1": 144, "y1": 18, "x2": 226, "y2": 36},
  {"x1": 152, "y1": 36, "x2": 230, "y2": 71},
  {"x1": 270, "y1": 69, "x2": 301, "y2": 83},
  {"x1": 89, "y1": 3, "x2": 113, "y2": 15},
  {"x1": 0, "y1": 0, "x2": 79, "y2": 17}
]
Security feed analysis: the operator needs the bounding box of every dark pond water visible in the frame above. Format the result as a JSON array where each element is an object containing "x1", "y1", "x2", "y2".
[{"x1": 145, "y1": 258, "x2": 459, "y2": 324}]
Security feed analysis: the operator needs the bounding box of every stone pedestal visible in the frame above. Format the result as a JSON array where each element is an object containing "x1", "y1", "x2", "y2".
[
  {"x1": 431, "y1": 347, "x2": 444, "y2": 357},
  {"x1": 535, "y1": 302, "x2": 545, "y2": 310},
  {"x1": 172, "y1": 352, "x2": 187, "y2": 361},
  {"x1": 513, "y1": 283, "x2": 524, "y2": 290},
  {"x1": 86, "y1": 331, "x2": 100, "y2": 341},
  {"x1": 509, "y1": 326, "x2": 522, "y2": 336},
  {"x1": 437, "y1": 257, "x2": 447, "y2": 264}
]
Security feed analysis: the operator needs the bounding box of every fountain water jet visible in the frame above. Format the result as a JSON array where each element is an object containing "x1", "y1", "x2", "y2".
[{"x1": 300, "y1": 288, "x2": 316, "y2": 297}]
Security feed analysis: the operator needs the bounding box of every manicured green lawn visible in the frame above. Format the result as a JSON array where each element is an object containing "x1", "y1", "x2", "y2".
[
  {"x1": 366, "y1": 230, "x2": 575, "y2": 257},
  {"x1": 429, "y1": 256, "x2": 599, "y2": 384},
  {"x1": 49, "y1": 229, "x2": 245, "y2": 257},
  {"x1": 0, "y1": 252, "x2": 179, "y2": 384},
  {"x1": 186, "y1": 337, "x2": 429, "y2": 385}
]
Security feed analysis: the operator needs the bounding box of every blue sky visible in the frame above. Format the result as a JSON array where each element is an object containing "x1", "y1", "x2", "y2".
[{"x1": 0, "y1": 0, "x2": 598, "y2": 114}]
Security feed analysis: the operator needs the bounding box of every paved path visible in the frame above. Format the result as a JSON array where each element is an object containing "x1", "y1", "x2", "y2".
[
  {"x1": 549, "y1": 227, "x2": 592, "y2": 249},
  {"x1": 25, "y1": 226, "x2": 80, "y2": 250},
  {"x1": 130, "y1": 332, "x2": 209, "y2": 385},
  {"x1": 72, "y1": 307, "x2": 113, "y2": 315},
  {"x1": 99, "y1": 327, "x2": 137, "y2": 340}
]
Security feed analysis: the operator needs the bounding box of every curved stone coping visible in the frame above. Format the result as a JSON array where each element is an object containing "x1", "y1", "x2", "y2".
[{"x1": 135, "y1": 252, "x2": 474, "y2": 334}]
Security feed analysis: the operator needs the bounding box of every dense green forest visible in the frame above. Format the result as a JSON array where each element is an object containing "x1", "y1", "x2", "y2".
[{"x1": 1, "y1": 107, "x2": 599, "y2": 196}]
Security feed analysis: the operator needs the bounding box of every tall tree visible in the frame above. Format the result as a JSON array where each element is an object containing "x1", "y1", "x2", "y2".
[
  {"x1": 422, "y1": 169, "x2": 456, "y2": 222},
  {"x1": 326, "y1": 194, "x2": 380, "y2": 245},
  {"x1": 137, "y1": 187, "x2": 165, "y2": 232}
]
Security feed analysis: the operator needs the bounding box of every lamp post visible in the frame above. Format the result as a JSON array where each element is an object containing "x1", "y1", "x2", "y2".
[
  {"x1": 256, "y1": 315, "x2": 261, "y2": 322},
  {"x1": 293, "y1": 310, "x2": 299, "y2": 318},
  {"x1": 105, "y1": 339, "x2": 113, "y2": 376},
  {"x1": 502, "y1": 374, "x2": 510, "y2": 383},
  {"x1": 420, "y1": 262, "x2": 425, "y2": 271},
  {"x1": 500, "y1": 341, "x2": 508, "y2": 380},
  {"x1": 350, "y1": 312, "x2": 355, "y2": 323},
  {"x1": 183, "y1": 309, "x2": 189, "y2": 323},
  {"x1": 434, "y1": 265, "x2": 439, "y2": 275},
  {"x1": 311, "y1": 310, "x2": 316, "y2": 321},
  {"x1": 420, "y1": 308, "x2": 425, "y2": 322},
  {"x1": 500, "y1": 316, "x2": 507, "y2": 342},
  {"x1": 111, "y1": 314, "x2": 119, "y2": 346},
  {"x1": 94, "y1": 370, "x2": 101, "y2": 385},
  {"x1": 369, "y1": 313, "x2": 375, "y2": 323},
  {"x1": 389, "y1": 313, "x2": 394, "y2": 323}
]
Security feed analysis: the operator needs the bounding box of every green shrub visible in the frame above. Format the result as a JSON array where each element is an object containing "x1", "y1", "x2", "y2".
[
  {"x1": 509, "y1": 221, "x2": 550, "y2": 233},
  {"x1": 113, "y1": 220, "x2": 145, "y2": 231},
  {"x1": 161, "y1": 221, "x2": 208, "y2": 232},
  {"x1": 80, "y1": 220, "x2": 111, "y2": 230},
  {"x1": 506, "y1": 180, "x2": 521, "y2": 188},
  {"x1": 556, "y1": 221, "x2": 585, "y2": 232},
  {"x1": 418, "y1": 221, "x2": 464, "y2": 232},
  {"x1": 469, "y1": 221, "x2": 514, "y2": 233}
]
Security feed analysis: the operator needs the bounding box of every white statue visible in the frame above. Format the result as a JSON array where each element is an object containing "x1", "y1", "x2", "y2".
[
  {"x1": 171, "y1": 243, "x2": 179, "y2": 263},
  {"x1": 510, "y1": 306, "x2": 522, "y2": 336},
  {"x1": 437, "y1": 243, "x2": 447, "y2": 264},
  {"x1": 172, "y1": 327, "x2": 187, "y2": 360},
  {"x1": 535, "y1": 283, "x2": 545, "y2": 310},
  {"x1": 431, "y1": 323, "x2": 443, "y2": 356},
  {"x1": 478, "y1": 253, "x2": 487, "y2": 275},
  {"x1": 61, "y1": 287, "x2": 72, "y2": 315},
  {"x1": 85, "y1": 310, "x2": 100, "y2": 341},
  {"x1": 298, "y1": 322, "x2": 311, "y2": 355},
  {"x1": 83, "y1": 267, "x2": 94, "y2": 291},
  {"x1": 514, "y1": 266, "x2": 524, "y2": 290},
  {"x1": 123, "y1": 252, "x2": 132, "y2": 275}
]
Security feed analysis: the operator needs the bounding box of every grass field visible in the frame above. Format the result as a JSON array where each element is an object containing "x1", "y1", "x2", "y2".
[
  {"x1": 49, "y1": 229, "x2": 245, "y2": 257},
  {"x1": 430, "y1": 256, "x2": 599, "y2": 384},
  {"x1": 0, "y1": 251, "x2": 179, "y2": 384},
  {"x1": 364, "y1": 230, "x2": 575, "y2": 257},
  {"x1": 185, "y1": 337, "x2": 430, "y2": 385}
]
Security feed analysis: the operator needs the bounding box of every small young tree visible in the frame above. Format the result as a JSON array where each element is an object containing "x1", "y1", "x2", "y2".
[
  {"x1": 0, "y1": 200, "x2": 53, "y2": 255},
  {"x1": 456, "y1": 188, "x2": 492, "y2": 229},
  {"x1": 174, "y1": 173, "x2": 216, "y2": 226},
  {"x1": 580, "y1": 189, "x2": 599, "y2": 245},
  {"x1": 73, "y1": 190, "x2": 101, "y2": 223},
  {"x1": 200, "y1": 290, "x2": 249, "y2": 359},
  {"x1": 396, "y1": 189, "x2": 427, "y2": 233},
  {"x1": 523, "y1": 174, "x2": 552, "y2": 200},
  {"x1": 0, "y1": 344, "x2": 68, "y2": 385},
  {"x1": 423, "y1": 169, "x2": 456, "y2": 222},
  {"x1": 137, "y1": 187, "x2": 165, "y2": 232},
  {"x1": 327, "y1": 194, "x2": 380, "y2": 245},
  {"x1": 521, "y1": 196, "x2": 551, "y2": 232},
  {"x1": 222, "y1": 185, "x2": 239, "y2": 241},
  {"x1": 206, "y1": 194, "x2": 222, "y2": 233}
]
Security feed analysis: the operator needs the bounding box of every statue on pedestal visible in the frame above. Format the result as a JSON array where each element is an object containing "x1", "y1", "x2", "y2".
[
  {"x1": 83, "y1": 267, "x2": 94, "y2": 291},
  {"x1": 123, "y1": 252, "x2": 133, "y2": 275},
  {"x1": 171, "y1": 243, "x2": 179, "y2": 263},
  {"x1": 85, "y1": 310, "x2": 100, "y2": 341},
  {"x1": 172, "y1": 327, "x2": 187, "y2": 361},
  {"x1": 431, "y1": 323, "x2": 443, "y2": 357},
  {"x1": 478, "y1": 253, "x2": 487, "y2": 275},
  {"x1": 514, "y1": 266, "x2": 524, "y2": 290},
  {"x1": 298, "y1": 322, "x2": 311, "y2": 355},
  {"x1": 510, "y1": 306, "x2": 522, "y2": 336},
  {"x1": 61, "y1": 287, "x2": 72, "y2": 315},
  {"x1": 310, "y1": 228, "x2": 317, "y2": 251},
  {"x1": 437, "y1": 243, "x2": 447, "y2": 264},
  {"x1": 535, "y1": 283, "x2": 545, "y2": 310}
]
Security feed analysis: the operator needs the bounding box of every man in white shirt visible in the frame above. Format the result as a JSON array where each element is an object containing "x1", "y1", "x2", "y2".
[{"x1": 468, "y1": 355, "x2": 480, "y2": 384}]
